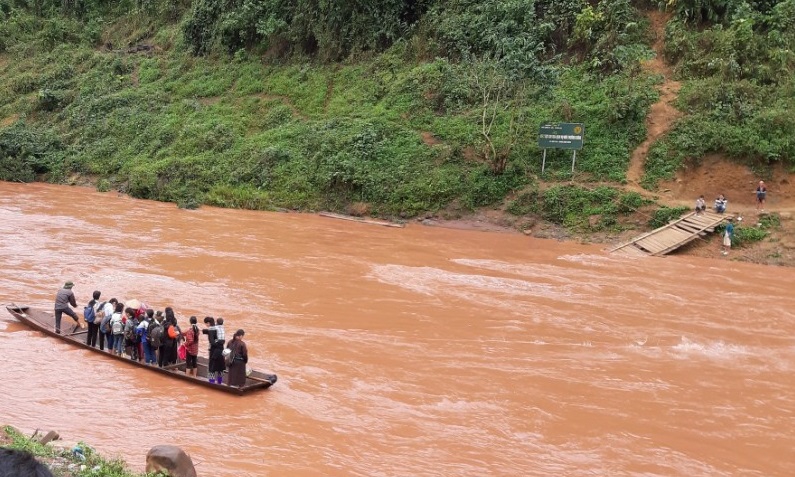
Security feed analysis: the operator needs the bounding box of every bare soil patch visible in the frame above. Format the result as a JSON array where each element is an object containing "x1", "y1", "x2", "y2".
[
  {"x1": 421, "y1": 131, "x2": 443, "y2": 146},
  {"x1": 254, "y1": 93, "x2": 308, "y2": 120},
  {"x1": 627, "y1": 10, "x2": 681, "y2": 185},
  {"x1": 0, "y1": 113, "x2": 20, "y2": 127}
]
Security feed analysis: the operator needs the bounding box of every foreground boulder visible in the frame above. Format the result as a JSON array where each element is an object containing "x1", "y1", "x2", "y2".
[{"x1": 146, "y1": 445, "x2": 197, "y2": 477}]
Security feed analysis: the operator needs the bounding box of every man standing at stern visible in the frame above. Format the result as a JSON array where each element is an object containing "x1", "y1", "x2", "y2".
[{"x1": 54, "y1": 281, "x2": 80, "y2": 334}]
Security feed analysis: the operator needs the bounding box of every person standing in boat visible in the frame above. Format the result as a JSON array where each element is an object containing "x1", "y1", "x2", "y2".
[
  {"x1": 98, "y1": 298, "x2": 117, "y2": 351},
  {"x1": 54, "y1": 281, "x2": 80, "y2": 335},
  {"x1": 123, "y1": 307, "x2": 140, "y2": 360},
  {"x1": 226, "y1": 329, "x2": 249, "y2": 388},
  {"x1": 201, "y1": 316, "x2": 217, "y2": 349},
  {"x1": 85, "y1": 290, "x2": 102, "y2": 347},
  {"x1": 110, "y1": 302, "x2": 126, "y2": 356},
  {"x1": 137, "y1": 309, "x2": 156, "y2": 365},
  {"x1": 215, "y1": 317, "x2": 226, "y2": 341},
  {"x1": 202, "y1": 317, "x2": 225, "y2": 384},
  {"x1": 184, "y1": 316, "x2": 200, "y2": 377},
  {"x1": 159, "y1": 307, "x2": 179, "y2": 367}
]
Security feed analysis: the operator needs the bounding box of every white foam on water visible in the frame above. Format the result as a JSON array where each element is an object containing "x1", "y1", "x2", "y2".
[{"x1": 671, "y1": 337, "x2": 752, "y2": 359}]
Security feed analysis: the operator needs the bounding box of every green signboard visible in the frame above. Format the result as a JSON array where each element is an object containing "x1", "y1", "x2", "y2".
[{"x1": 538, "y1": 122, "x2": 585, "y2": 150}]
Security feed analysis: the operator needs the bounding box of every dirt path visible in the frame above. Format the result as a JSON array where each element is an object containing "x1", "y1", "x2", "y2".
[{"x1": 626, "y1": 10, "x2": 682, "y2": 185}]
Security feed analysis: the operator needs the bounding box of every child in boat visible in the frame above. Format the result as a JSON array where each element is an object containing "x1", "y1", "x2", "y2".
[
  {"x1": 184, "y1": 316, "x2": 200, "y2": 377},
  {"x1": 137, "y1": 309, "x2": 156, "y2": 365},
  {"x1": 215, "y1": 317, "x2": 226, "y2": 340},
  {"x1": 110, "y1": 302, "x2": 126, "y2": 356}
]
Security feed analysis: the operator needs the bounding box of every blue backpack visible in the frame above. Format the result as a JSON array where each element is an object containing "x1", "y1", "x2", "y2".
[{"x1": 83, "y1": 304, "x2": 96, "y2": 323}]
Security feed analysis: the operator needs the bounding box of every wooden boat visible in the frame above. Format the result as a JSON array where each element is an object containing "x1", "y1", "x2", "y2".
[{"x1": 5, "y1": 305, "x2": 277, "y2": 396}]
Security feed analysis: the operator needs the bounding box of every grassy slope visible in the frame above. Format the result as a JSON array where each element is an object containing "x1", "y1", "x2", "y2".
[{"x1": 0, "y1": 7, "x2": 659, "y2": 228}]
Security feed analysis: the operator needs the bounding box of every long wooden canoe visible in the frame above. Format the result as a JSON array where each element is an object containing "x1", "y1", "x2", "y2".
[{"x1": 5, "y1": 305, "x2": 277, "y2": 396}]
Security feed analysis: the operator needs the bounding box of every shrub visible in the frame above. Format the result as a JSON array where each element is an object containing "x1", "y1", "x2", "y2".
[
  {"x1": 0, "y1": 122, "x2": 63, "y2": 182},
  {"x1": 648, "y1": 206, "x2": 688, "y2": 228}
]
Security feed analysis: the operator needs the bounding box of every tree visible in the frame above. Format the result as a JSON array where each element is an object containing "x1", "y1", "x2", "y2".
[{"x1": 469, "y1": 56, "x2": 527, "y2": 174}]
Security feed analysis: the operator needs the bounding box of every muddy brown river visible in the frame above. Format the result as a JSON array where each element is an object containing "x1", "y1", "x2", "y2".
[{"x1": 0, "y1": 182, "x2": 793, "y2": 476}]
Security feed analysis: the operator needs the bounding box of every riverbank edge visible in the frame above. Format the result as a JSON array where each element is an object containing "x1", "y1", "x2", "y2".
[
  {"x1": 0, "y1": 425, "x2": 155, "y2": 477},
  {"x1": 16, "y1": 179, "x2": 795, "y2": 267}
]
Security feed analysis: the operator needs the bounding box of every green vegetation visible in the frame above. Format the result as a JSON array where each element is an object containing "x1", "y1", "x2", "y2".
[
  {"x1": 714, "y1": 213, "x2": 780, "y2": 246},
  {"x1": 641, "y1": 0, "x2": 795, "y2": 188},
  {"x1": 506, "y1": 185, "x2": 648, "y2": 230},
  {"x1": 0, "y1": 0, "x2": 791, "y2": 232},
  {"x1": 648, "y1": 206, "x2": 689, "y2": 228},
  {"x1": 2, "y1": 425, "x2": 162, "y2": 477}
]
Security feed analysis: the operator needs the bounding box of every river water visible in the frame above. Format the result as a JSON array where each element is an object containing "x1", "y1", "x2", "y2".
[{"x1": 0, "y1": 182, "x2": 793, "y2": 476}]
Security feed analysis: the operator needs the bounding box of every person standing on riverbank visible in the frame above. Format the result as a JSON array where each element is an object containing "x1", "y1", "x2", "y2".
[
  {"x1": 54, "y1": 281, "x2": 79, "y2": 335},
  {"x1": 722, "y1": 218, "x2": 734, "y2": 255},
  {"x1": 755, "y1": 180, "x2": 767, "y2": 211}
]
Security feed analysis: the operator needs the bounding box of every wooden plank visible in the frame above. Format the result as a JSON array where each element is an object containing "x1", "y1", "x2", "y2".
[
  {"x1": 653, "y1": 236, "x2": 701, "y2": 256},
  {"x1": 614, "y1": 243, "x2": 649, "y2": 256},
  {"x1": 609, "y1": 211, "x2": 732, "y2": 256},
  {"x1": 638, "y1": 234, "x2": 672, "y2": 249},
  {"x1": 616, "y1": 247, "x2": 648, "y2": 257},
  {"x1": 652, "y1": 230, "x2": 703, "y2": 255},
  {"x1": 637, "y1": 237, "x2": 669, "y2": 253},
  {"x1": 319, "y1": 212, "x2": 405, "y2": 228},
  {"x1": 676, "y1": 223, "x2": 703, "y2": 233},
  {"x1": 640, "y1": 230, "x2": 689, "y2": 252}
]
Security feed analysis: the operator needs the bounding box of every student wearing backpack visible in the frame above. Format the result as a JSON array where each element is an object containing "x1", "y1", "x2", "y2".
[
  {"x1": 123, "y1": 308, "x2": 140, "y2": 361},
  {"x1": 98, "y1": 298, "x2": 117, "y2": 351},
  {"x1": 110, "y1": 302, "x2": 125, "y2": 356},
  {"x1": 84, "y1": 290, "x2": 102, "y2": 347},
  {"x1": 147, "y1": 312, "x2": 164, "y2": 365},
  {"x1": 184, "y1": 316, "x2": 200, "y2": 377},
  {"x1": 138, "y1": 309, "x2": 156, "y2": 365}
]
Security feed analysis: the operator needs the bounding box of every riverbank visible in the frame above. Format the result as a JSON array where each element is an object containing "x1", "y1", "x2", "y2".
[{"x1": 0, "y1": 425, "x2": 144, "y2": 477}]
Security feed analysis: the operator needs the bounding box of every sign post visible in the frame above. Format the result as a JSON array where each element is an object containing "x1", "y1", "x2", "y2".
[{"x1": 537, "y1": 122, "x2": 584, "y2": 175}]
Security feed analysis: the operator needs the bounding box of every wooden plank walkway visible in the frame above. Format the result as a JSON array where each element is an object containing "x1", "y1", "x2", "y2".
[{"x1": 609, "y1": 210, "x2": 731, "y2": 256}]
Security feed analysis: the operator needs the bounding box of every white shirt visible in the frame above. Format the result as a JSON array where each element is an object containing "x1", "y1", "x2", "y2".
[{"x1": 103, "y1": 302, "x2": 115, "y2": 319}]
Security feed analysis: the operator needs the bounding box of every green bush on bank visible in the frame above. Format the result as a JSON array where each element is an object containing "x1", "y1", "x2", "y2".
[
  {"x1": 713, "y1": 213, "x2": 781, "y2": 247},
  {"x1": 506, "y1": 185, "x2": 648, "y2": 230},
  {"x1": 648, "y1": 206, "x2": 688, "y2": 228}
]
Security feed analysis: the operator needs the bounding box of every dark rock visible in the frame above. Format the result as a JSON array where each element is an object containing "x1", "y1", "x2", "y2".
[{"x1": 146, "y1": 445, "x2": 197, "y2": 477}]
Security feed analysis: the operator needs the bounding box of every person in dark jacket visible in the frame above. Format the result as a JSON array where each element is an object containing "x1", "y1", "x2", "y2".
[
  {"x1": 226, "y1": 329, "x2": 249, "y2": 387},
  {"x1": 54, "y1": 281, "x2": 79, "y2": 334},
  {"x1": 208, "y1": 336, "x2": 226, "y2": 384}
]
